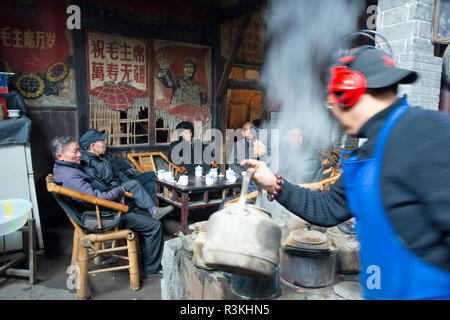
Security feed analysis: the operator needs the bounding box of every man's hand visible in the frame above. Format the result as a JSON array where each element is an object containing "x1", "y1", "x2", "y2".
[
  {"x1": 157, "y1": 52, "x2": 171, "y2": 70},
  {"x1": 240, "y1": 159, "x2": 277, "y2": 193}
]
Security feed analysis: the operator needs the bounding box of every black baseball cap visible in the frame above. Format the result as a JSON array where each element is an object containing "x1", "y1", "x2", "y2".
[
  {"x1": 338, "y1": 46, "x2": 418, "y2": 88},
  {"x1": 80, "y1": 129, "x2": 108, "y2": 150}
]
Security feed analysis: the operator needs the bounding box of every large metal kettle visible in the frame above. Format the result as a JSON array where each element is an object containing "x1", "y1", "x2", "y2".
[
  {"x1": 326, "y1": 219, "x2": 360, "y2": 274},
  {"x1": 203, "y1": 168, "x2": 281, "y2": 278}
]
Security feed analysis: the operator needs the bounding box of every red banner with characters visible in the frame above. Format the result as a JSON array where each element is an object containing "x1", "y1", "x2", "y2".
[
  {"x1": 0, "y1": 0, "x2": 70, "y2": 73},
  {"x1": 86, "y1": 31, "x2": 150, "y2": 111}
]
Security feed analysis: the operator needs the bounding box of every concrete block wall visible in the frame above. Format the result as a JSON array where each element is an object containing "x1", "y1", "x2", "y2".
[{"x1": 376, "y1": 0, "x2": 442, "y2": 110}]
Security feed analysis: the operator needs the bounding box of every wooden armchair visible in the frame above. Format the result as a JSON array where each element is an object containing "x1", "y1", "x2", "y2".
[
  {"x1": 127, "y1": 152, "x2": 185, "y2": 177},
  {"x1": 46, "y1": 174, "x2": 139, "y2": 300}
]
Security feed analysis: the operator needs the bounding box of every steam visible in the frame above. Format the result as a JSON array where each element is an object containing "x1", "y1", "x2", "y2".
[{"x1": 260, "y1": 0, "x2": 363, "y2": 182}]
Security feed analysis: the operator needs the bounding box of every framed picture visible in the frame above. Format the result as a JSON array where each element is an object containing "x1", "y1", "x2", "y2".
[{"x1": 432, "y1": 0, "x2": 450, "y2": 44}]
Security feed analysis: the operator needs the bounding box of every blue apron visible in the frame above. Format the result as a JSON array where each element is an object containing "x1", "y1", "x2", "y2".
[{"x1": 342, "y1": 98, "x2": 450, "y2": 300}]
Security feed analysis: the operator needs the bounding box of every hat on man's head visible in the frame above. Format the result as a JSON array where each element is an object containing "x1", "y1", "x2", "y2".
[
  {"x1": 338, "y1": 46, "x2": 418, "y2": 88},
  {"x1": 79, "y1": 129, "x2": 108, "y2": 150}
]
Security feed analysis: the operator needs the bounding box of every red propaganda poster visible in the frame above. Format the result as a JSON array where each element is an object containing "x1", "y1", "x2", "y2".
[
  {"x1": 0, "y1": 0, "x2": 74, "y2": 105},
  {"x1": 86, "y1": 31, "x2": 149, "y2": 111},
  {"x1": 86, "y1": 31, "x2": 151, "y2": 146},
  {"x1": 154, "y1": 40, "x2": 211, "y2": 134}
]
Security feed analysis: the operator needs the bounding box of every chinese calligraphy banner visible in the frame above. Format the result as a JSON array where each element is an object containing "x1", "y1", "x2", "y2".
[
  {"x1": 0, "y1": 0, "x2": 74, "y2": 106},
  {"x1": 86, "y1": 31, "x2": 149, "y2": 95},
  {"x1": 0, "y1": 0, "x2": 70, "y2": 73}
]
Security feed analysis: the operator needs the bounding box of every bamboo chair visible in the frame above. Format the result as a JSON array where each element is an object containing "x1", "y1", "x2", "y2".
[
  {"x1": 46, "y1": 174, "x2": 139, "y2": 300},
  {"x1": 127, "y1": 152, "x2": 184, "y2": 177}
]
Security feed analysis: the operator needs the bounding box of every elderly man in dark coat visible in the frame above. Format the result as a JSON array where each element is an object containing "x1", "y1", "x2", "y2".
[
  {"x1": 79, "y1": 129, "x2": 173, "y2": 220},
  {"x1": 51, "y1": 136, "x2": 164, "y2": 277}
]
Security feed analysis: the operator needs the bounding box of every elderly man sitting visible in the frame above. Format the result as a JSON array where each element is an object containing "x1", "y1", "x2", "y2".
[
  {"x1": 51, "y1": 136, "x2": 164, "y2": 277},
  {"x1": 79, "y1": 129, "x2": 173, "y2": 220}
]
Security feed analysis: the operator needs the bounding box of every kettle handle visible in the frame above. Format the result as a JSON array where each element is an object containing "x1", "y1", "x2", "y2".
[
  {"x1": 255, "y1": 184, "x2": 263, "y2": 207},
  {"x1": 237, "y1": 168, "x2": 255, "y2": 207}
]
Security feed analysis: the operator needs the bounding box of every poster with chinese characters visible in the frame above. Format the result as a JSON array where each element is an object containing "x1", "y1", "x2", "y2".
[
  {"x1": 0, "y1": 0, "x2": 74, "y2": 106},
  {"x1": 87, "y1": 31, "x2": 148, "y2": 93},
  {"x1": 154, "y1": 40, "x2": 211, "y2": 139},
  {"x1": 86, "y1": 31, "x2": 150, "y2": 146}
]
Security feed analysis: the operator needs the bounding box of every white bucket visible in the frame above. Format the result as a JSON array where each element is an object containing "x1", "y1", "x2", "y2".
[{"x1": 0, "y1": 199, "x2": 32, "y2": 237}]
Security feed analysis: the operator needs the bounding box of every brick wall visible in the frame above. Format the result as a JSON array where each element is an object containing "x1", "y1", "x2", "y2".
[{"x1": 376, "y1": 0, "x2": 442, "y2": 110}]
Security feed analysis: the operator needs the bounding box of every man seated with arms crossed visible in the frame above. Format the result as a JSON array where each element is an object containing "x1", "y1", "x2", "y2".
[{"x1": 79, "y1": 129, "x2": 173, "y2": 220}]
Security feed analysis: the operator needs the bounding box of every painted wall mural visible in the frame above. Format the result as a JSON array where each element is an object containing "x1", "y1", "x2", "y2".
[
  {"x1": 86, "y1": 31, "x2": 150, "y2": 146},
  {"x1": 154, "y1": 40, "x2": 211, "y2": 140},
  {"x1": 0, "y1": 0, "x2": 75, "y2": 106}
]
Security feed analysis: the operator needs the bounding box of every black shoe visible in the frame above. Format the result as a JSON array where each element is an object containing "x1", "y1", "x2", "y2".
[
  {"x1": 150, "y1": 205, "x2": 174, "y2": 220},
  {"x1": 142, "y1": 269, "x2": 163, "y2": 279}
]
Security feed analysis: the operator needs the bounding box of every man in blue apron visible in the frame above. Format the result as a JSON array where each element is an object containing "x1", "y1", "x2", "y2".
[{"x1": 242, "y1": 46, "x2": 450, "y2": 299}]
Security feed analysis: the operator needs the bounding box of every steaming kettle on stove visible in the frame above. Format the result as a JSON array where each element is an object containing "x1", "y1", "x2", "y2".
[
  {"x1": 326, "y1": 219, "x2": 360, "y2": 274},
  {"x1": 202, "y1": 168, "x2": 281, "y2": 278}
]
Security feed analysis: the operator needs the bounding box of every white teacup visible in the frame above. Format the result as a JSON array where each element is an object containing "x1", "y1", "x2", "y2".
[
  {"x1": 226, "y1": 169, "x2": 235, "y2": 180},
  {"x1": 210, "y1": 168, "x2": 218, "y2": 178},
  {"x1": 178, "y1": 175, "x2": 188, "y2": 186},
  {"x1": 195, "y1": 165, "x2": 203, "y2": 177},
  {"x1": 205, "y1": 173, "x2": 214, "y2": 185},
  {"x1": 7, "y1": 109, "x2": 20, "y2": 117},
  {"x1": 164, "y1": 171, "x2": 173, "y2": 182},
  {"x1": 227, "y1": 172, "x2": 238, "y2": 183},
  {"x1": 157, "y1": 169, "x2": 166, "y2": 180}
]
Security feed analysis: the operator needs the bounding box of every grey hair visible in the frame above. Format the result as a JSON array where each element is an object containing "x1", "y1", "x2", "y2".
[{"x1": 51, "y1": 136, "x2": 77, "y2": 159}]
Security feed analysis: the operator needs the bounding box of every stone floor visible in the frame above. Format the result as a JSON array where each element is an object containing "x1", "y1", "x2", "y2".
[
  {"x1": 1, "y1": 210, "x2": 363, "y2": 301},
  {"x1": 0, "y1": 212, "x2": 212, "y2": 300},
  {"x1": 0, "y1": 250, "x2": 163, "y2": 300}
]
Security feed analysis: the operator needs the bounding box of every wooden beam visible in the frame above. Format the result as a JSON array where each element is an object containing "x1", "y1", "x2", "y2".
[
  {"x1": 227, "y1": 79, "x2": 262, "y2": 91},
  {"x1": 214, "y1": 13, "x2": 252, "y2": 103},
  {"x1": 215, "y1": 0, "x2": 266, "y2": 24}
]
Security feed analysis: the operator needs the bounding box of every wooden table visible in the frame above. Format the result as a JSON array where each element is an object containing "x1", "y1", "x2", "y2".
[{"x1": 154, "y1": 176, "x2": 242, "y2": 234}]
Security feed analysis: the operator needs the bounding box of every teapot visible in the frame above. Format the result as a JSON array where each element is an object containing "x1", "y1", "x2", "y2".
[{"x1": 202, "y1": 168, "x2": 281, "y2": 278}]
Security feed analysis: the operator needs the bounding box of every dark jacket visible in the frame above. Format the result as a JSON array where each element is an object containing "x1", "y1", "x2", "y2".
[
  {"x1": 276, "y1": 98, "x2": 450, "y2": 272},
  {"x1": 81, "y1": 151, "x2": 130, "y2": 191},
  {"x1": 53, "y1": 160, "x2": 124, "y2": 204},
  {"x1": 168, "y1": 137, "x2": 211, "y2": 174}
]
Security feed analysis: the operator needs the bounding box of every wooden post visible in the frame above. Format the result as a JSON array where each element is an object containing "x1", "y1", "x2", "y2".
[
  {"x1": 77, "y1": 241, "x2": 89, "y2": 300},
  {"x1": 28, "y1": 218, "x2": 36, "y2": 285},
  {"x1": 181, "y1": 192, "x2": 189, "y2": 234},
  {"x1": 126, "y1": 232, "x2": 140, "y2": 291},
  {"x1": 71, "y1": 228, "x2": 81, "y2": 266},
  {"x1": 215, "y1": 13, "x2": 252, "y2": 104},
  {"x1": 94, "y1": 205, "x2": 102, "y2": 264}
]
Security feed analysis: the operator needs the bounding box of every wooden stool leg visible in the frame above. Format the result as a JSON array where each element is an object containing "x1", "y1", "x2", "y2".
[
  {"x1": 93, "y1": 242, "x2": 102, "y2": 265},
  {"x1": 77, "y1": 241, "x2": 89, "y2": 300},
  {"x1": 28, "y1": 218, "x2": 36, "y2": 285},
  {"x1": 71, "y1": 229, "x2": 81, "y2": 266},
  {"x1": 126, "y1": 232, "x2": 140, "y2": 291}
]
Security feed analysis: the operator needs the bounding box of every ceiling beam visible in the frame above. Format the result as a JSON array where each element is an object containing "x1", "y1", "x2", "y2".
[{"x1": 215, "y1": 0, "x2": 266, "y2": 24}]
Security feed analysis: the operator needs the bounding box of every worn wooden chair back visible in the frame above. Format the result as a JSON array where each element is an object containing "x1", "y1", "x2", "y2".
[
  {"x1": 127, "y1": 152, "x2": 183, "y2": 177},
  {"x1": 46, "y1": 174, "x2": 139, "y2": 300}
]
